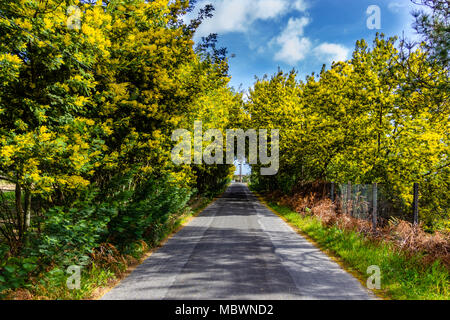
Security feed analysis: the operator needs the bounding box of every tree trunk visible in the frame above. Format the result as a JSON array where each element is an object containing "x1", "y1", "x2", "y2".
[
  {"x1": 24, "y1": 189, "x2": 32, "y2": 232},
  {"x1": 15, "y1": 182, "x2": 23, "y2": 239}
]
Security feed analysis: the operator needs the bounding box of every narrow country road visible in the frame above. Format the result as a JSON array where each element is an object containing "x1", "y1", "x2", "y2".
[{"x1": 102, "y1": 183, "x2": 374, "y2": 300}]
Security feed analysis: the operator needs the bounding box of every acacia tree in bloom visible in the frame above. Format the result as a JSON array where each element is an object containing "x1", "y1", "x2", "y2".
[
  {"x1": 247, "y1": 34, "x2": 449, "y2": 230},
  {"x1": 0, "y1": 0, "x2": 244, "y2": 251}
]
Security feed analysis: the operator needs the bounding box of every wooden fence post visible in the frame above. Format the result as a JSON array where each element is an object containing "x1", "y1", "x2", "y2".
[
  {"x1": 347, "y1": 181, "x2": 352, "y2": 215},
  {"x1": 372, "y1": 183, "x2": 377, "y2": 232},
  {"x1": 330, "y1": 182, "x2": 335, "y2": 202},
  {"x1": 413, "y1": 183, "x2": 419, "y2": 225}
]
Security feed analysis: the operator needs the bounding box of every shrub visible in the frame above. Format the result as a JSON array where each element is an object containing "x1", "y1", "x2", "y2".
[
  {"x1": 29, "y1": 203, "x2": 117, "y2": 267},
  {"x1": 107, "y1": 175, "x2": 191, "y2": 247},
  {"x1": 0, "y1": 250, "x2": 38, "y2": 295}
]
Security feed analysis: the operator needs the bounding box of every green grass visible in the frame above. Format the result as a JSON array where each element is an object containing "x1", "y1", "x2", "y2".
[
  {"x1": 265, "y1": 201, "x2": 449, "y2": 300},
  {"x1": 30, "y1": 263, "x2": 116, "y2": 300}
]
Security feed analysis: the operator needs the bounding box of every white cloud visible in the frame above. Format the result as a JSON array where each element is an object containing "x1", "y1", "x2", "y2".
[
  {"x1": 253, "y1": 0, "x2": 290, "y2": 19},
  {"x1": 387, "y1": 2, "x2": 407, "y2": 13},
  {"x1": 314, "y1": 43, "x2": 350, "y2": 64},
  {"x1": 278, "y1": 16, "x2": 310, "y2": 39},
  {"x1": 190, "y1": 0, "x2": 309, "y2": 37},
  {"x1": 268, "y1": 8, "x2": 350, "y2": 66},
  {"x1": 189, "y1": 0, "x2": 349, "y2": 67},
  {"x1": 292, "y1": 0, "x2": 309, "y2": 12},
  {"x1": 275, "y1": 37, "x2": 312, "y2": 64},
  {"x1": 273, "y1": 17, "x2": 312, "y2": 64}
]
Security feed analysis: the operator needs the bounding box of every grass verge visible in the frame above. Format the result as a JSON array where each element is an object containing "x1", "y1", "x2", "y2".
[{"x1": 262, "y1": 199, "x2": 449, "y2": 300}]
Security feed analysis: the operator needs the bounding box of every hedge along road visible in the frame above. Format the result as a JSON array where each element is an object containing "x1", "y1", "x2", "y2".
[{"x1": 102, "y1": 183, "x2": 374, "y2": 300}]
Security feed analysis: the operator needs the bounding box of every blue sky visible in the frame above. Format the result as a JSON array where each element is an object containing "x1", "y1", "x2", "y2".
[{"x1": 187, "y1": 0, "x2": 422, "y2": 91}]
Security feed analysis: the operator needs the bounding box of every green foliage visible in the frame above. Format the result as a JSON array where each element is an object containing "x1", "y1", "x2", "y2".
[
  {"x1": 30, "y1": 202, "x2": 115, "y2": 267},
  {"x1": 412, "y1": 0, "x2": 450, "y2": 68},
  {"x1": 0, "y1": 244, "x2": 38, "y2": 294},
  {"x1": 108, "y1": 174, "x2": 191, "y2": 247},
  {"x1": 194, "y1": 164, "x2": 233, "y2": 198}
]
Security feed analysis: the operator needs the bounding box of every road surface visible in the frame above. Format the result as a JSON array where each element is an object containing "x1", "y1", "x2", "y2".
[{"x1": 102, "y1": 183, "x2": 374, "y2": 300}]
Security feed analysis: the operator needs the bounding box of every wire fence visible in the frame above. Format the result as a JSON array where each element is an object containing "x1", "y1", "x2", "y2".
[{"x1": 330, "y1": 182, "x2": 420, "y2": 229}]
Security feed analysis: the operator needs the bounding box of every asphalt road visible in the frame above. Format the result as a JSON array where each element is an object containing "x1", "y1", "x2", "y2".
[{"x1": 102, "y1": 183, "x2": 374, "y2": 300}]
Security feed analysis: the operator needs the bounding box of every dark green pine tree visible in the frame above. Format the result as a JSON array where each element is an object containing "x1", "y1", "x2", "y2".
[{"x1": 412, "y1": 0, "x2": 449, "y2": 68}]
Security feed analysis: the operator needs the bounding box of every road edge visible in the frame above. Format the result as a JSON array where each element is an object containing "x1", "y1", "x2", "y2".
[
  {"x1": 92, "y1": 190, "x2": 227, "y2": 300},
  {"x1": 252, "y1": 191, "x2": 384, "y2": 300}
]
